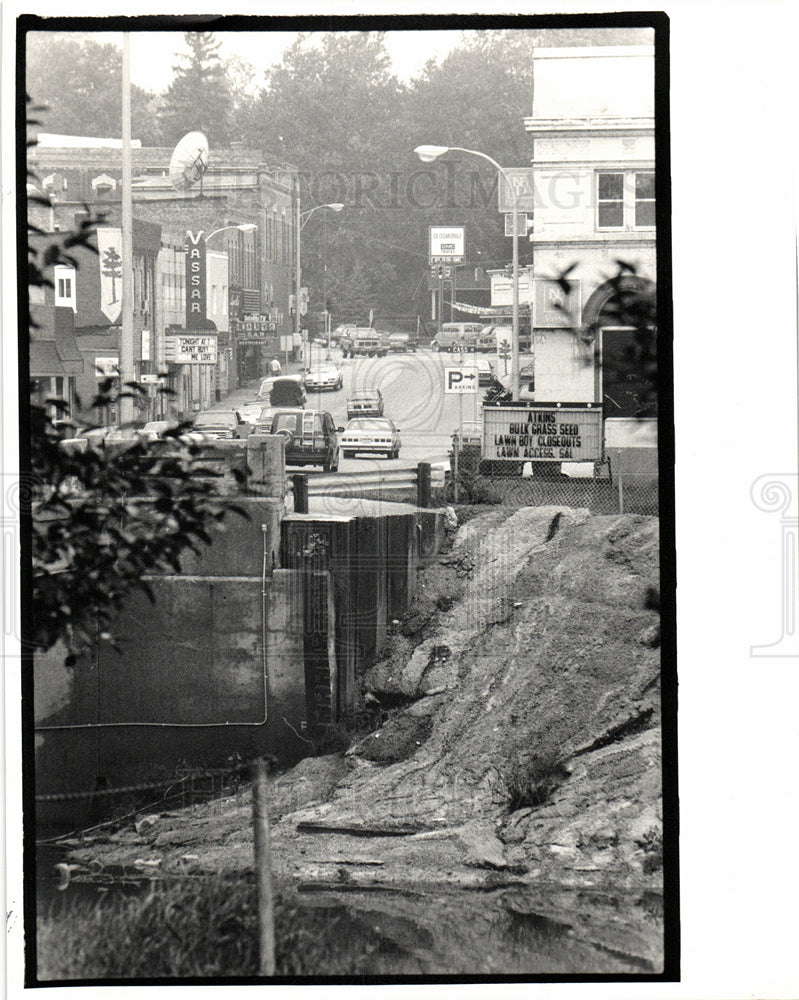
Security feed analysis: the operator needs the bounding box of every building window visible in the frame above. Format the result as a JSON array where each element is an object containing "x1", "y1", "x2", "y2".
[
  {"x1": 597, "y1": 173, "x2": 624, "y2": 228},
  {"x1": 634, "y1": 171, "x2": 656, "y2": 227},
  {"x1": 54, "y1": 265, "x2": 76, "y2": 310},
  {"x1": 596, "y1": 170, "x2": 655, "y2": 231}
]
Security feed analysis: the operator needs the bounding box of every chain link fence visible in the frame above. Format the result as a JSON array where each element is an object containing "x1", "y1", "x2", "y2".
[{"x1": 437, "y1": 446, "x2": 659, "y2": 516}]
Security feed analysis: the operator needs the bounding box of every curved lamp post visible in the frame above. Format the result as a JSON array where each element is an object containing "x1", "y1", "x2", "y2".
[
  {"x1": 294, "y1": 201, "x2": 344, "y2": 357},
  {"x1": 205, "y1": 222, "x2": 257, "y2": 243},
  {"x1": 415, "y1": 145, "x2": 521, "y2": 400}
]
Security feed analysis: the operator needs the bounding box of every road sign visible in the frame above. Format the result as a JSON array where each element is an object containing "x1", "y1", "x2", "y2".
[{"x1": 445, "y1": 366, "x2": 479, "y2": 394}]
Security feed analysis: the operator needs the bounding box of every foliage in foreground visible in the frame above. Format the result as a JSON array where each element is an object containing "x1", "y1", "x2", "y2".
[
  {"x1": 30, "y1": 394, "x2": 246, "y2": 656},
  {"x1": 37, "y1": 876, "x2": 380, "y2": 980}
]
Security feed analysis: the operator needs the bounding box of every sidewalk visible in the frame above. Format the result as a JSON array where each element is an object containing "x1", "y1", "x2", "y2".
[{"x1": 210, "y1": 355, "x2": 308, "y2": 412}]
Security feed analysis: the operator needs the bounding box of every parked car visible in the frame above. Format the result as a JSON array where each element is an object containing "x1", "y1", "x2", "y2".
[
  {"x1": 142, "y1": 420, "x2": 178, "y2": 439},
  {"x1": 266, "y1": 408, "x2": 339, "y2": 471},
  {"x1": 257, "y1": 373, "x2": 306, "y2": 406},
  {"x1": 340, "y1": 417, "x2": 401, "y2": 459},
  {"x1": 237, "y1": 402, "x2": 269, "y2": 424},
  {"x1": 452, "y1": 419, "x2": 483, "y2": 448},
  {"x1": 192, "y1": 410, "x2": 250, "y2": 440},
  {"x1": 305, "y1": 362, "x2": 343, "y2": 392},
  {"x1": 475, "y1": 357, "x2": 495, "y2": 385},
  {"x1": 346, "y1": 388, "x2": 384, "y2": 419},
  {"x1": 105, "y1": 424, "x2": 156, "y2": 444},
  {"x1": 388, "y1": 332, "x2": 417, "y2": 353}
]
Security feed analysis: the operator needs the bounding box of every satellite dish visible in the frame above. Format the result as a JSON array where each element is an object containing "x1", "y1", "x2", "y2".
[{"x1": 168, "y1": 131, "x2": 209, "y2": 193}]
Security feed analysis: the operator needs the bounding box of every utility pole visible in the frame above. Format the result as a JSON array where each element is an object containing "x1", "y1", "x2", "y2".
[{"x1": 118, "y1": 32, "x2": 135, "y2": 424}]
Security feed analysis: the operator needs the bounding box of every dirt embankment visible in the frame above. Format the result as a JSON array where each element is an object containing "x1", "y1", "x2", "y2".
[{"x1": 69, "y1": 506, "x2": 662, "y2": 899}]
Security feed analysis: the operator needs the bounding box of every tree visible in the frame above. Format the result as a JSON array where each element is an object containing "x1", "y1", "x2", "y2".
[
  {"x1": 26, "y1": 33, "x2": 162, "y2": 145},
  {"x1": 159, "y1": 32, "x2": 234, "y2": 147}
]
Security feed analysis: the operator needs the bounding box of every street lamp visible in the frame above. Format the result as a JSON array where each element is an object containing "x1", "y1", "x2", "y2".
[
  {"x1": 415, "y1": 145, "x2": 521, "y2": 400},
  {"x1": 205, "y1": 222, "x2": 257, "y2": 242},
  {"x1": 294, "y1": 198, "x2": 344, "y2": 357}
]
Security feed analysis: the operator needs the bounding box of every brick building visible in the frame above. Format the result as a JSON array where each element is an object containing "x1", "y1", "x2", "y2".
[{"x1": 29, "y1": 136, "x2": 299, "y2": 401}]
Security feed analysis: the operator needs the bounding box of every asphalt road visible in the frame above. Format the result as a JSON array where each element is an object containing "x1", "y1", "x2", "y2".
[{"x1": 301, "y1": 343, "x2": 494, "y2": 473}]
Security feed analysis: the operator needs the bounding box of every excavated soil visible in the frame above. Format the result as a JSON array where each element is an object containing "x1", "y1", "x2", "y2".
[{"x1": 61, "y1": 506, "x2": 664, "y2": 972}]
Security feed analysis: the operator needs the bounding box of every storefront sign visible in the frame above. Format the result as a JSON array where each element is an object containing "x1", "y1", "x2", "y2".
[
  {"x1": 230, "y1": 318, "x2": 277, "y2": 336},
  {"x1": 483, "y1": 403, "x2": 602, "y2": 461},
  {"x1": 533, "y1": 278, "x2": 582, "y2": 328},
  {"x1": 165, "y1": 333, "x2": 218, "y2": 364},
  {"x1": 497, "y1": 169, "x2": 536, "y2": 213},
  {"x1": 185, "y1": 230, "x2": 207, "y2": 329},
  {"x1": 429, "y1": 226, "x2": 464, "y2": 263}
]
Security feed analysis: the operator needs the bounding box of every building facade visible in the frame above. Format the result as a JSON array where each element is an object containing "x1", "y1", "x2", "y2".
[
  {"x1": 522, "y1": 45, "x2": 657, "y2": 435},
  {"x1": 29, "y1": 137, "x2": 298, "y2": 392}
]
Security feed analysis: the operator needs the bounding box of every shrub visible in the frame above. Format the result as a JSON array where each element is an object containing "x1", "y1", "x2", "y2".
[{"x1": 499, "y1": 749, "x2": 570, "y2": 812}]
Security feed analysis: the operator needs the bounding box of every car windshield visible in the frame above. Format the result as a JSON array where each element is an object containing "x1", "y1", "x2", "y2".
[
  {"x1": 272, "y1": 413, "x2": 301, "y2": 433},
  {"x1": 347, "y1": 419, "x2": 390, "y2": 431}
]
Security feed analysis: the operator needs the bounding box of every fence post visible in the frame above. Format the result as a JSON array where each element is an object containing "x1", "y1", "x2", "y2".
[
  {"x1": 417, "y1": 462, "x2": 431, "y2": 508},
  {"x1": 251, "y1": 757, "x2": 275, "y2": 976},
  {"x1": 618, "y1": 471, "x2": 624, "y2": 514},
  {"x1": 293, "y1": 473, "x2": 309, "y2": 513}
]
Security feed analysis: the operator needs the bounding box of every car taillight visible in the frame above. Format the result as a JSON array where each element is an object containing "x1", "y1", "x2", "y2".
[{"x1": 313, "y1": 434, "x2": 325, "y2": 448}]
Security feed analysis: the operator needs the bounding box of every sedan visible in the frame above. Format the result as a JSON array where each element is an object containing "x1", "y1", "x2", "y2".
[
  {"x1": 475, "y1": 358, "x2": 495, "y2": 385},
  {"x1": 346, "y1": 388, "x2": 384, "y2": 419},
  {"x1": 305, "y1": 362, "x2": 343, "y2": 392},
  {"x1": 340, "y1": 417, "x2": 401, "y2": 459}
]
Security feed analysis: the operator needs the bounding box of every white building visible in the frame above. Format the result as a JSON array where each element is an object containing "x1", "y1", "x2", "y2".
[
  {"x1": 492, "y1": 44, "x2": 658, "y2": 466},
  {"x1": 526, "y1": 45, "x2": 656, "y2": 424}
]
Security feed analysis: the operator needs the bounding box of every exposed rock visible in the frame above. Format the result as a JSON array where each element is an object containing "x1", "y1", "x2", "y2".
[{"x1": 66, "y1": 508, "x2": 663, "y2": 918}]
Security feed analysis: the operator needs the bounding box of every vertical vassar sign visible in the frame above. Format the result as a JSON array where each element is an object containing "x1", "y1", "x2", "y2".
[{"x1": 185, "y1": 230, "x2": 207, "y2": 329}]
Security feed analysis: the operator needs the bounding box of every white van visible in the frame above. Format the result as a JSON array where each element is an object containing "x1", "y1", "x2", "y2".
[{"x1": 431, "y1": 322, "x2": 484, "y2": 352}]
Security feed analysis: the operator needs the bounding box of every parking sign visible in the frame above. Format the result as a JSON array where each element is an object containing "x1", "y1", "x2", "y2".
[{"x1": 444, "y1": 366, "x2": 479, "y2": 394}]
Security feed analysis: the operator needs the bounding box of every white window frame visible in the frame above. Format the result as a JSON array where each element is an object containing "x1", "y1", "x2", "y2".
[
  {"x1": 53, "y1": 265, "x2": 76, "y2": 311},
  {"x1": 596, "y1": 170, "x2": 656, "y2": 232}
]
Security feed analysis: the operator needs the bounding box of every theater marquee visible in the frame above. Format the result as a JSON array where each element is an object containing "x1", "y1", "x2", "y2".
[{"x1": 483, "y1": 402, "x2": 603, "y2": 462}]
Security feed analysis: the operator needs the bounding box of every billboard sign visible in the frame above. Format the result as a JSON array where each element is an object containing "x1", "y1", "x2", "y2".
[
  {"x1": 429, "y1": 226, "x2": 464, "y2": 263},
  {"x1": 483, "y1": 402, "x2": 602, "y2": 461}
]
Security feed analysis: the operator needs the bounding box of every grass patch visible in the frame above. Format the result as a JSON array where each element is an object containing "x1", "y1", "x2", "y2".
[
  {"x1": 37, "y1": 875, "x2": 382, "y2": 980},
  {"x1": 499, "y1": 750, "x2": 570, "y2": 813}
]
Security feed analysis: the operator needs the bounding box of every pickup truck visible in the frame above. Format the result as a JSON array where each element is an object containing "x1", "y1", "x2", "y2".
[{"x1": 339, "y1": 327, "x2": 390, "y2": 358}]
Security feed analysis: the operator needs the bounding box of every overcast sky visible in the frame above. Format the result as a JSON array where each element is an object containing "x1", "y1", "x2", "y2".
[{"x1": 123, "y1": 29, "x2": 462, "y2": 92}]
